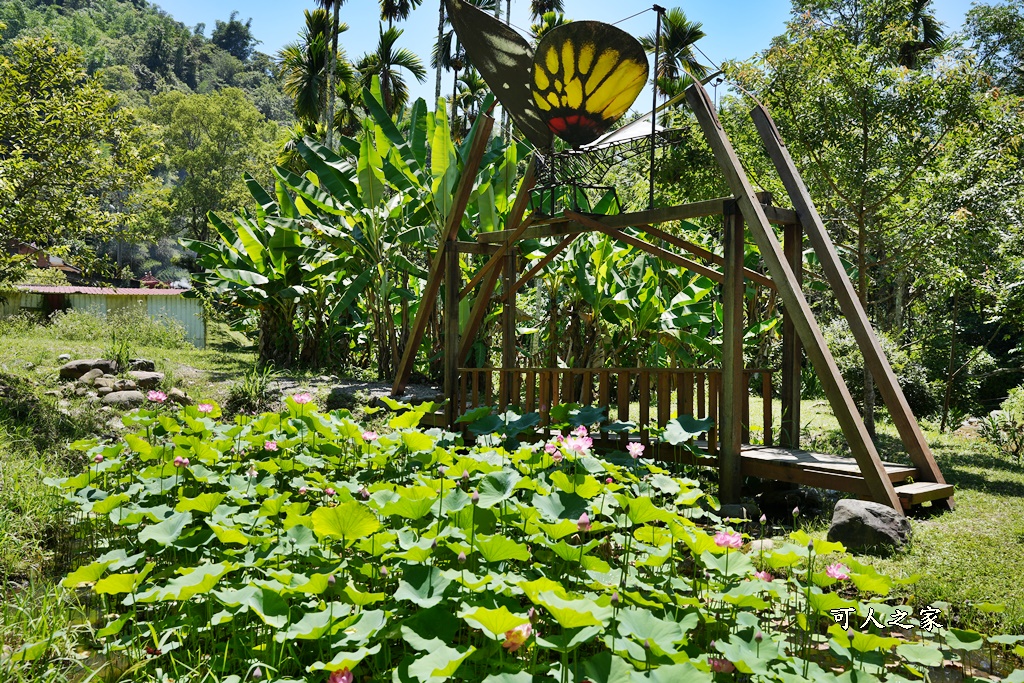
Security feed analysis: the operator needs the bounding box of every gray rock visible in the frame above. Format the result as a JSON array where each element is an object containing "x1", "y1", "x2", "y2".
[
  {"x1": 93, "y1": 378, "x2": 115, "y2": 389},
  {"x1": 97, "y1": 386, "x2": 113, "y2": 396},
  {"x1": 44, "y1": 389, "x2": 60, "y2": 397},
  {"x1": 128, "y1": 371, "x2": 164, "y2": 389},
  {"x1": 129, "y1": 359, "x2": 156, "y2": 372},
  {"x1": 102, "y1": 390, "x2": 145, "y2": 406},
  {"x1": 57, "y1": 354, "x2": 71, "y2": 362},
  {"x1": 74, "y1": 386, "x2": 88, "y2": 397},
  {"x1": 168, "y1": 387, "x2": 192, "y2": 406},
  {"x1": 59, "y1": 359, "x2": 117, "y2": 380},
  {"x1": 718, "y1": 502, "x2": 761, "y2": 522},
  {"x1": 827, "y1": 499, "x2": 912, "y2": 555},
  {"x1": 113, "y1": 379, "x2": 137, "y2": 392},
  {"x1": 78, "y1": 368, "x2": 104, "y2": 385},
  {"x1": 102, "y1": 373, "x2": 116, "y2": 379}
]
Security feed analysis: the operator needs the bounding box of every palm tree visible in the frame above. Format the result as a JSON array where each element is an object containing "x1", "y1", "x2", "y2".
[
  {"x1": 454, "y1": 68, "x2": 488, "y2": 137},
  {"x1": 529, "y1": 11, "x2": 570, "y2": 42},
  {"x1": 431, "y1": 0, "x2": 495, "y2": 123},
  {"x1": 529, "y1": 0, "x2": 563, "y2": 23},
  {"x1": 640, "y1": 7, "x2": 708, "y2": 96},
  {"x1": 279, "y1": 9, "x2": 355, "y2": 136},
  {"x1": 381, "y1": 0, "x2": 423, "y2": 27},
  {"x1": 357, "y1": 25, "x2": 427, "y2": 115},
  {"x1": 315, "y1": 0, "x2": 347, "y2": 150},
  {"x1": 897, "y1": 0, "x2": 946, "y2": 68}
]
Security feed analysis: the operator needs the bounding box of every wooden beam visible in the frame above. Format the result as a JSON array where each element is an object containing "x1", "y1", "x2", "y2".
[
  {"x1": 763, "y1": 205, "x2": 800, "y2": 225},
  {"x1": 501, "y1": 249, "x2": 517, "y2": 405},
  {"x1": 458, "y1": 159, "x2": 538, "y2": 299},
  {"x1": 500, "y1": 234, "x2": 576, "y2": 302},
  {"x1": 457, "y1": 241, "x2": 500, "y2": 255},
  {"x1": 444, "y1": 240, "x2": 460, "y2": 426},
  {"x1": 456, "y1": 161, "x2": 539, "y2": 365},
  {"x1": 720, "y1": 203, "x2": 745, "y2": 504},
  {"x1": 564, "y1": 211, "x2": 728, "y2": 285},
  {"x1": 477, "y1": 198, "x2": 730, "y2": 243},
  {"x1": 686, "y1": 82, "x2": 902, "y2": 511},
  {"x1": 391, "y1": 114, "x2": 495, "y2": 396},
  {"x1": 751, "y1": 105, "x2": 950, "y2": 503},
  {"x1": 635, "y1": 223, "x2": 776, "y2": 290},
  {"x1": 780, "y1": 220, "x2": 803, "y2": 449}
]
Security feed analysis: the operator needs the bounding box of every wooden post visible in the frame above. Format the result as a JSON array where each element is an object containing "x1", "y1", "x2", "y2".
[
  {"x1": 751, "y1": 105, "x2": 949, "y2": 504},
  {"x1": 502, "y1": 249, "x2": 517, "y2": 405},
  {"x1": 781, "y1": 220, "x2": 802, "y2": 449},
  {"x1": 444, "y1": 240, "x2": 460, "y2": 427},
  {"x1": 392, "y1": 114, "x2": 495, "y2": 396},
  {"x1": 686, "y1": 82, "x2": 902, "y2": 510},
  {"x1": 720, "y1": 203, "x2": 745, "y2": 504}
]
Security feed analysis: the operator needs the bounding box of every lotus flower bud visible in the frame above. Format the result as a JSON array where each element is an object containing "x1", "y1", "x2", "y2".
[
  {"x1": 458, "y1": 551, "x2": 467, "y2": 564},
  {"x1": 755, "y1": 630, "x2": 764, "y2": 642},
  {"x1": 471, "y1": 490, "x2": 480, "y2": 505},
  {"x1": 327, "y1": 574, "x2": 336, "y2": 585},
  {"x1": 93, "y1": 454, "x2": 103, "y2": 464}
]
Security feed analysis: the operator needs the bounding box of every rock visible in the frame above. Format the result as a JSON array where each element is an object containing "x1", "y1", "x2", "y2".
[
  {"x1": 57, "y1": 354, "x2": 71, "y2": 362},
  {"x1": 94, "y1": 378, "x2": 115, "y2": 389},
  {"x1": 78, "y1": 368, "x2": 104, "y2": 385},
  {"x1": 113, "y1": 379, "x2": 137, "y2": 392},
  {"x1": 59, "y1": 359, "x2": 117, "y2": 380},
  {"x1": 97, "y1": 386, "x2": 113, "y2": 396},
  {"x1": 129, "y1": 359, "x2": 156, "y2": 372},
  {"x1": 44, "y1": 389, "x2": 60, "y2": 397},
  {"x1": 102, "y1": 391, "x2": 145, "y2": 406},
  {"x1": 747, "y1": 538, "x2": 774, "y2": 554},
  {"x1": 102, "y1": 373, "x2": 116, "y2": 379},
  {"x1": 128, "y1": 371, "x2": 164, "y2": 389},
  {"x1": 167, "y1": 387, "x2": 192, "y2": 406},
  {"x1": 757, "y1": 486, "x2": 826, "y2": 521},
  {"x1": 827, "y1": 499, "x2": 912, "y2": 555},
  {"x1": 87, "y1": 394, "x2": 101, "y2": 403},
  {"x1": 74, "y1": 387, "x2": 88, "y2": 397}
]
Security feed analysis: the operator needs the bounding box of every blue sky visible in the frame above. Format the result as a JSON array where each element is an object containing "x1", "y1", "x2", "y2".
[{"x1": 154, "y1": 0, "x2": 979, "y2": 109}]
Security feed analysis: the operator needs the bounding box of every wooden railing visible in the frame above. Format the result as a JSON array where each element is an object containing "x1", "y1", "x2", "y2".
[{"x1": 456, "y1": 367, "x2": 773, "y2": 452}]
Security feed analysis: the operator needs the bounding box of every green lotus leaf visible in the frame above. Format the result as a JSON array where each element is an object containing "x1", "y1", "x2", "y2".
[
  {"x1": 93, "y1": 562, "x2": 155, "y2": 595},
  {"x1": 533, "y1": 590, "x2": 612, "y2": 629},
  {"x1": 579, "y1": 650, "x2": 638, "y2": 682},
  {"x1": 945, "y1": 627, "x2": 984, "y2": 651},
  {"x1": 91, "y1": 493, "x2": 130, "y2": 515},
  {"x1": 407, "y1": 643, "x2": 476, "y2": 680},
  {"x1": 342, "y1": 582, "x2": 386, "y2": 606},
  {"x1": 549, "y1": 471, "x2": 602, "y2": 499},
  {"x1": 641, "y1": 662, "x2": 713, "y2": 682},
  {"x1": 715, "y1": 633, "x2": 782, "y2": 675},
  {"x1": 382, "y1": 492, "x2": 437, "y2": 520},
  {"x1": 536, "y1": 518, "x2": 581, "y2": 540},
  {"x1": 395, "y1": 565, "x2": 451, "y2": 608},
  {"x1": 615, "y1": 495, "x2": 665, "y2": 525},
  {"x1": 535, "y1": 625, "x2": 603, "y2": 652},
  {"x1": 307, "y1": 644, "x2": 382, "y2": 672},
  {"x1": 402, "y1": 431, "x2": 435, "y2": 452},
  {"x1": 138, "y1": 511, "x2": 192, "y2": 546},
  {"x1": 207, "y1": 521, "x2": 249, "y2": 546},
  {"x1": 390, "y1": 410, "x2": 424, "y2": 429},
  {"x1": 482, "y1": 673, "x2": 533, "y2": 683},
  {"x1": 475, "y1": 534, "x2": 531, "y2": 563},
  {"x1": 477, "y1": 471, "x2": 522, "y2": 509},
  {"x1": 615, "y1": 607, "x2": 683, "y2": 653},
  {"x1": 533, "y1": 490, "x2": 589, "y2": 522},
  {"x1": 312, "y1": 501, "x2": 381, "y2": 543},
  {"x1": 133, "y1": 562, "x2": 235, "y2": 603},
  {"x1": 700, "y1": 549, "x2": 754, "y2": 577},
  {"x1": 276, "y1": 602, "x2": 353, "y2": 641},
  {"x1": 62, "y1": 559, "x2": 116, "y2": 588},
  {"x1": 458, "y1": 605, "x2": 530, "y2": 638},
  {"x1": 896, "y1": 643, "x2": 944, "y2": 667},
  {"x1": 175, "y1": 493, "x2": 226, "y2": 514}
]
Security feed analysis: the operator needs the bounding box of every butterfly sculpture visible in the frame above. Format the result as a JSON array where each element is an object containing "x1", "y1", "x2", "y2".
[{"x1": 444, "y1": 0, "x2": 649, "y2": 149}]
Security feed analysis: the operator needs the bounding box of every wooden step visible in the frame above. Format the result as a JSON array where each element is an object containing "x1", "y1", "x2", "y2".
[{"x1": 895, "y1": 481, "x2": 955, "y2": 507}]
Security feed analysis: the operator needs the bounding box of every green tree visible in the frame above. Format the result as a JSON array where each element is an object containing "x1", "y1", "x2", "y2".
[
  {"x1": 967, "y1": 0, "x2": 1024, "y2": 94},
  {"x1": 148, "y1": 88, "x2": 279, "y2": 242},
  {"x1": 731, "y1": 0, "x2": 978, "y2": 433},
  {"x1": 356, "y1": 26, "x2": 427, "y2": 116},
  {"x1": 529, "y1": 0, "x2": 564, "y2": 22},
  {"x1": 211, "y1": 10, "x2": 258, "y2": 62},
  {"x1": 0, "y1": 34, "x2": 155, "y2": 282},
  {"x1": 640, "y1": 7, "x2": 708, "y2": 96}
]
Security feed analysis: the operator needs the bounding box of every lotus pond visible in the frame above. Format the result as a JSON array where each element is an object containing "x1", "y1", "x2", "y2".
[{"x1": 15, "y1": 396, "x2": 1024, "y2": 682}]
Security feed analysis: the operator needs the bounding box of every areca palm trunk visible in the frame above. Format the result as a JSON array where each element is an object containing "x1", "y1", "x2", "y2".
[
  {"x1": 326, "y1": 1, "x2": 342, "y2": 149},
  {"x1": 435, "y1": 0, "x2": 444, "y2": 104}
]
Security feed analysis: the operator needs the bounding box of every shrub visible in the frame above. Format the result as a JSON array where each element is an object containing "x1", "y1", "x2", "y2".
[
  {"x1": 225, "y1": 363, "x2": 279, "y2": 415},
  {"x1": 47, "y1": 308, "x2": 190, "y2": 349},
  {"x1": 25, "y1": 400, "x2": 1020, "y2": 682}
]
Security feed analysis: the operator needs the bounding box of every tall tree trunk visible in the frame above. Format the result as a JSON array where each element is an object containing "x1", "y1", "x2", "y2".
[
  {"x1": 941, "y1": 290, "x2": 961, "y2": 432},
  {"x1": 857, "y1": 212, "x2": 876, "y2": 436},
  {"x1": 326, "y1": 2, "x2": 342, "y2": 149},
  {"x1": 435, "y1": 1, "x2": 444, "y2": 105}
]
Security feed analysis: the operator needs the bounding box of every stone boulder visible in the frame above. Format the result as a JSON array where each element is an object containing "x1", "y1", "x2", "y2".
[
  {"x1": 827, "y1": 499, "x2": 911, "y2": 555},
  {"x1": 129, "y1": 371, "x2": 164, "y2": 389},
  {"x1": 129, "y1": 359, "x2": 156, "y2": 372},
  {"x1": 59, "y1": 359, "x2": 117, "y2": 380},
  {"x1": 97, "y1": 386, "x2": 113, "y2": 396},
  {"x1": 167, "y1": 387, "x2": 192, "y2": 406},
  {"x1": 113, "y1": 379, "x2": 137, "y2": 392},
  {"x1": 78, "y1": 368, "x2": 104, "y2": 385},
  {"x1": 57, "y1": 353, "x2": 71, "y2": 362},
  {"x1": 102, "y1": 390, "x2": 145, "y2": 407},
  {"x1": 94, "y1": 378, "x2": 116, "y2": 389}
]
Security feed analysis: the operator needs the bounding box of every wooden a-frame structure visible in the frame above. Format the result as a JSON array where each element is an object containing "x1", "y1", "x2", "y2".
[{"x1": 391, "y1": 81, "x2": 953, "y2": 514}]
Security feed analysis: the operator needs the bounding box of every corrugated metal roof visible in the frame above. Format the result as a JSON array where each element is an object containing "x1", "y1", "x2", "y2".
[{"x1": 16, "y1": 285, "x2": 188, "y2": 296}]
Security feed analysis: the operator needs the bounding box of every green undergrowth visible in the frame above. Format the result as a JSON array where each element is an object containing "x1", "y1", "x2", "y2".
[{"x1": 5, "y1": 398, "x2": 1022, "y2": 682}]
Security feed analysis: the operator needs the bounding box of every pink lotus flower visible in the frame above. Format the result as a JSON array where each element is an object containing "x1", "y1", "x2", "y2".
[
  {"x1": 293, "y1": 392, "x2": 313, "y2": 405},
  {"x1": 264, "y1": 440, "x2": 278, "y2": 451},
  {"x1": 605, "y1": 477, "x2": 613, "y2": 484},
  {"x1": 551, "y1": 451, "x2": 564, "y2": 463},
  {"x1": 502, "y1": 623, "x2": 532, "y2": 652},
  {"x1": 147, "y1": 390, "x2": 166, "y2": 403},
  {"x1": 577, "y1": 512, "x2": 592, "y2": 533},
  {"x1": 573, "y1": 425, "x2": 589, "y2": 437},
  {"x1": 324, "y1": 487, "x2": 336, "y2": 497},
  {"x1": 709, "y1": 658, "x2": 735, "y2": 673},
  {"x1": 564, "y1": 436, "x2": 592, "y2": 455},
  {"x1": 93, "y1": 454, "x2": 103, "y2": 464},
  {"x1": 328, "y1": 668, "x2": 354, "y2": 683},
  {"x1": 754, "y1": 570, "x2": 773, "y2": 581},
  {"x1": 544, "y1": 442, "x2": 558, "y2": 455},
  {"x1": 825, "y1": 563, "x2": 850, "y2": 580},
  {"x1": 713, "y1": 530, "x2": 743, "y2": 549},
  {"x1": 362, "y1": 430, "x2": 378, "y2": 441},
  {"x1": 626, "y1": 442, "x2": 645, "y2": 459},
  {"x1": 197, "y1": 403, "x2": 214, "y2": 414},
  {"x1": 173, "y1": 456, "x2": 185, "y2": 467},
  {"x1": 247, "y1": 466, "x2": 258, "y2": 478},
  {"x1": 298, "y1": 486, "x2": 307, "y2": 495}
]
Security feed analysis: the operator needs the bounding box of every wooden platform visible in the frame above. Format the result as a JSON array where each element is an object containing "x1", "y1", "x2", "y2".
[{"x1": 739, "y1": 444, "x2": 953, "y2": 507}]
